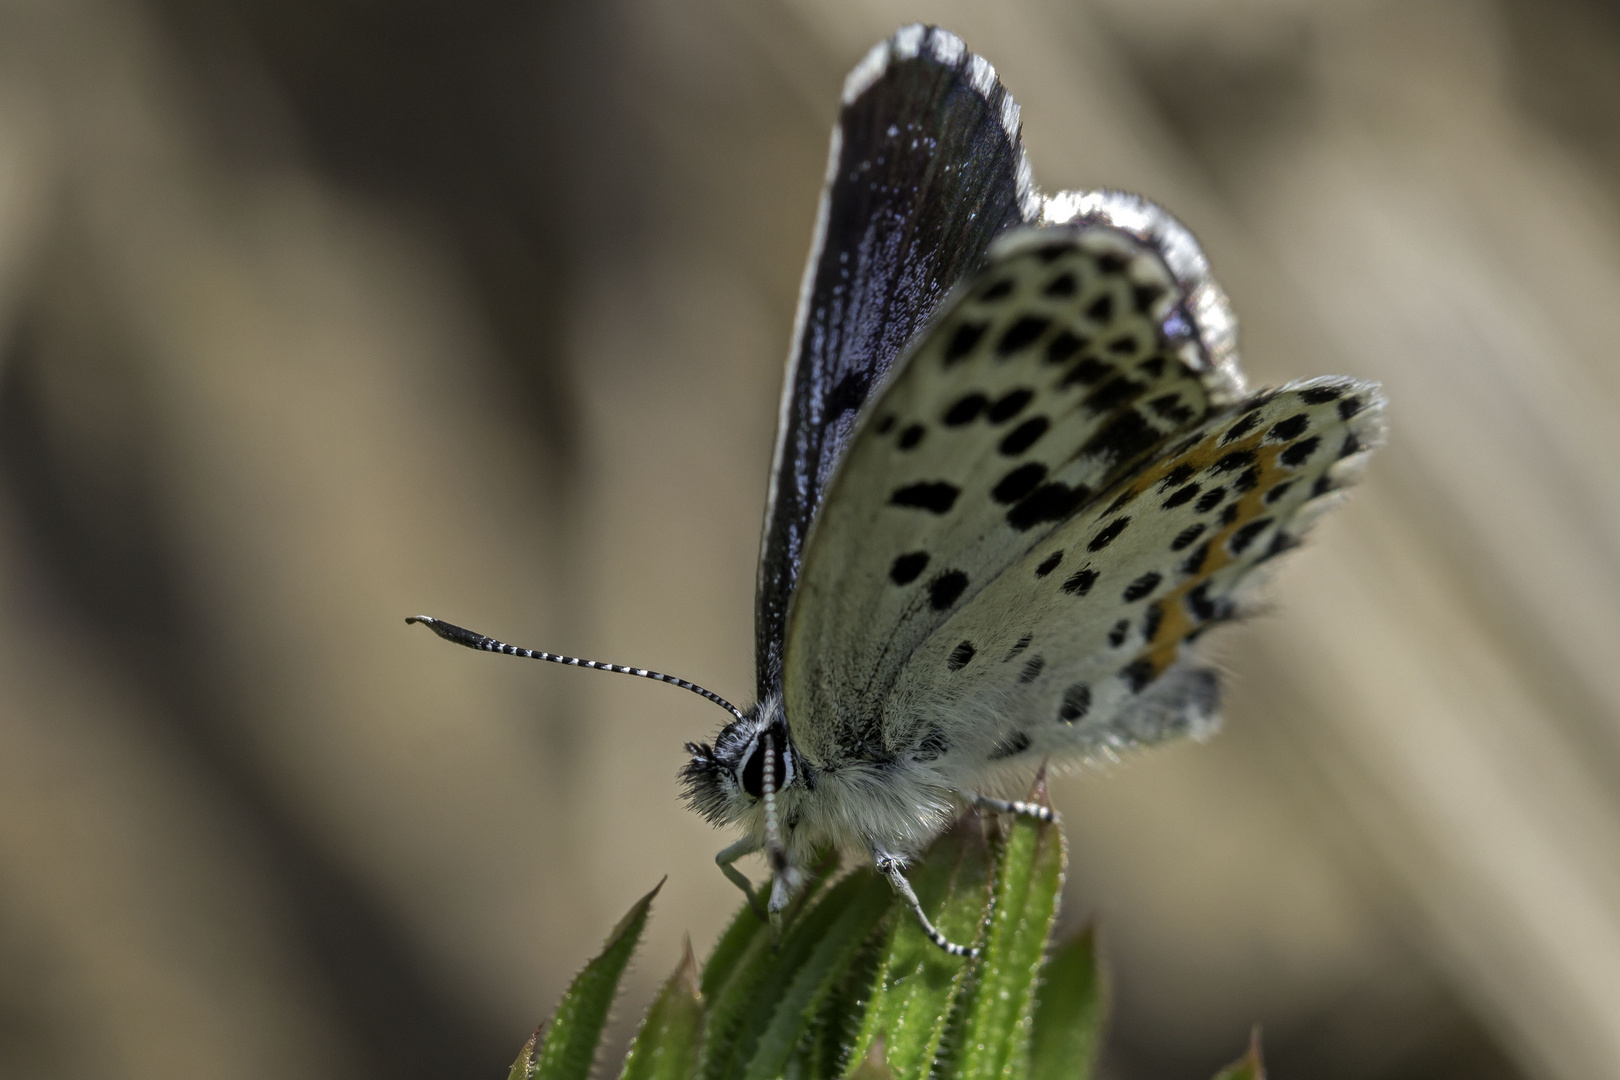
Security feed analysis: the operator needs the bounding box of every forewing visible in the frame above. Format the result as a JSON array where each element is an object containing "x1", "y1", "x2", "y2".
[
  {"x1": 755, "y1": 25, "x2": 1037, "y2": 700},
  {"x1": 782, "y1": 225, "x2": 1233, "y2": 767},
  {"x1": 892, "y1": 379, "x2": 1386, "y2": 769}
]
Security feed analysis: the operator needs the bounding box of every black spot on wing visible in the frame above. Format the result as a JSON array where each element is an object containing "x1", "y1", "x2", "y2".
[
  {"x1": 1084, "y1": 376, "x2": 1146, "y2": 414},
  {"x1": 1036, "y1": 243, "x2": 1071, "y2": 263},
  {"x1": 947, "y1": 640, "x2": 977, "y2": 672},
  {"x1": 989, "y1": 731, "x2": 1031, "y2": 760},
  {"x1": 1142, "y1": 602, "x2": 1164, "y2": 642},
  {"x1": 1060, "y1": 684, "x2": 1091, "y2": 722},
  {"x1": 1034, "y1": 551, "x2": 1063, "y2": 577},
  {"x1": 1338, "y1": 395, "x2": 1365, "y2": 420},
  {"x1": 1046, "y1": 331, "x2": 1088, "y2": 364},
  {"x1": 1163, "y1": 483, "x2": 1200, "y2": 509},
  {"x1": 944, "y1": 393, "x2": 988, "y2": 426},
  {"x1": 1136, "y1": 356, "x2": 1166, "y2": 378},
  {"x1": 993, "y1": 463, "x2": 1048, "y2": 505},
  {"x1": 1088, "y1": 517, "x2": 1130, "y2": 551},
  {"x1": 1122, "y1": 658, "x2": 1156, "y2": 693},
  {"x1": 1043, "y1": 272, "x2": 1077, "y2": 297},
  {"x1": 1229, "y1": 517, "x2": 1274, "y2": 555},
  {"x1": 1195, "y1": 487, "x2": 1226, "y2": 513},
  {"x1": 1007, "y1": 482, "x2": 1092, "y2": 531},
  {"x1": 891, "y1": 482, "x2": 960, "y2": 513},
  {"x1": 1263, "y1": 531, "x2": 1302, "y2": 560},
  {"x1": 1265, "y1": 480, "x2": 1295, "y2": 505},
  {"x1": 998, "y1": 316, "x2": 1050, "y2": 355},
  {"x1": 1097, "y1": 252, "x2": 1127, "y2": 273},
  {"x1": 1211, "y1": 449, "x2": 1257, "y2": 474},
  {"x1": 1062, "y1": 568, "x2": 1099, "y2": 596},
  {"x1": 875, "y1": 414, "x2": 896, "y2": 434},
  {"x1": 1103, "y1": 490, "x2": 1133, "y2": 516},
  {"x1": 999, "y1": 416, "x2": 1050, "y2": 455},
  {"x1": 1268, "y1": 414, "x2": 1309, "y2": 441},
  {"x1": 1171, "y1": 523, "x2": 1206, "y2": 550},
  {"x1": 1280, "y1": 436, "x2": 1321, "y2": 467},
  {"x1": 1180, "y1": 540, "x2": 1211, "y2": 575},
  {"x1": 1108, "y1": 619, "x2": 1129, "y2": 647},
  {"x1": 1159, "y1": 464, "x2": 1196, "y2": 489},
  {"x1": 1133, "y1": 283, "x2": 1165, "y2": 313},
  {"x1": 1220, "y1": 503, "x2": 1240, "y2": 526},
  {"x1": 898, "y1": 424, "x2": 925, "y2": 450},
  {"x1": 1106, "y1": 335, "x2": 1142, "y2": 357},
  {"x1": 988, "y1": 388, "x2": 1034, "y2": 423},
  {"x1": 1232, "y1": 466, "x2": 1261, "y2": 494},
  {"x1": 928, "y1": 570, "x2": 969, "y2": 610},
  {"x1": 1123, "y1": 572, "x2": 1162, "y2": 602},
  {"x1": 1299, "y1": 385, "x2": 1344, "y2": 405},
  {"x1": 945, "y1": 321, "x2": 989, "y2": 366},
  {"x1": 1147, "y1": 393, "x2": 1196, "y2": 425},
  {"x1": 1060, "y1": 357, "x2": 1112, "y2": 386},
  {"x1": 1019, "y1": 656, "x2": 1045, "y2": 683},
  {"x1": 1082, "y1": 409, "x2": 1160, "y2": 463},
  {"x1": 1004, "y1": 634, "x2": 1032, "y2": 660},
  {"x1": 1339, "y1": 432, "x2": 1362, "y2": 458},
  {"x1": 916, "y1": 726, "x2": 949, "y2": 760},
  {"x1": 1086, "y1": 294, "x2": 1114, "y2": 321},
  {"x1": 890, "y1": 551, "x2": 929, "y2": 585},
  {"x1": 1221, "y1": 411, "x2": 1262, "y2": 444},
  {"x1": 981, "y1": 278, "x2": 1014, "y2": 301},
  {"x1": 1313, "y1": 474, "x2": 1337, "y2": 497},
  {"x1": 1186, "y1": 581, "x2": 1222, "y2": 621}
]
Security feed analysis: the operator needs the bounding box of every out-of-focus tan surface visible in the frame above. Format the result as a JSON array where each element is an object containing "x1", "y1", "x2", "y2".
[{"x1": 0, "y1": 1, "x2": 1616, "y2": 1078}]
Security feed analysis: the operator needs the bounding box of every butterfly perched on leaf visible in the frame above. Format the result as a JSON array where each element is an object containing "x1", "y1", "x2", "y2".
[{"x1": 410, "y1": 24, "x2": 1385, "y2": 956}]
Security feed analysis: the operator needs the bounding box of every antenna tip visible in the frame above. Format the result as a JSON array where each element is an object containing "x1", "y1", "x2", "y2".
[{"x1": 405, "y1": 615, "x2": 435, "y2": 627}]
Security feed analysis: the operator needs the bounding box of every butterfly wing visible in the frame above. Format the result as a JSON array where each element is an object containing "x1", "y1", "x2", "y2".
[
  {"x1": 755, "y1": 25, "x2": 1038, "y2": 700},
  {"x1": 781, "y1": 221, "x2": 1382, "y2": 770},
  {"x1": 891, "y1": 375, "x2": 1385, "y2": 773}
]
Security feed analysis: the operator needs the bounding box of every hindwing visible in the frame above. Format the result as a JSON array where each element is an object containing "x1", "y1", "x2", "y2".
[{"x1": 886, "y1": 378, "x2": 1386, "y2": 770}]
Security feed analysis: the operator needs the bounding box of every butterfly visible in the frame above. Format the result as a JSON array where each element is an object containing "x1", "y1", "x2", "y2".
[{"x1": 409, "y1": 24, "x2": 1385, "y2": 957}]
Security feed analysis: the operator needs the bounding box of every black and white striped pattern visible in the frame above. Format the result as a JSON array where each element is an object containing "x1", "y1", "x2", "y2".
[
  {"x1": 969, "y1": 792, "x2": 1058, "y2": 823},
  {"x1": 405, "y1": 616, "x2": 748, "y2": 724},
  {"x1": 878, "y1": 852, "x2": 978, "y2": 958}
]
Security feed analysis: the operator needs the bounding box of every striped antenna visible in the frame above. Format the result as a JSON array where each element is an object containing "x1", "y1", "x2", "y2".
[{"x1": 406, "y1": 615, "x2": 748, "y2": 724}]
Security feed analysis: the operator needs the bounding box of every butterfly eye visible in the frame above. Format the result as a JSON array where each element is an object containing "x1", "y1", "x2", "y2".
[{"x1": 739, "y1": 737, "x2": 787, "y2": 799}]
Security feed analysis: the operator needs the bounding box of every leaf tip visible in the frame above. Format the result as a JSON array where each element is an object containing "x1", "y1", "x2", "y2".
[
  {"x1": 1029, "y1": 760, "x2": 1051, "y2": 807},
  {"x1": 1212, "y1": 1025, "x2": 1266, "y2": 1080},
  {"x1": 848, "y1": 1036, "x2": 893, "y2": 1080},
  {"x1": 675, "y1": 934, "x2": 700, "y2": 997}
]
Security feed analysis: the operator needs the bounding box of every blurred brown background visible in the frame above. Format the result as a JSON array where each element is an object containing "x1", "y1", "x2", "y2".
[{"x1": 1, "y1": 0, "x2": 1618, "y2": 1078}]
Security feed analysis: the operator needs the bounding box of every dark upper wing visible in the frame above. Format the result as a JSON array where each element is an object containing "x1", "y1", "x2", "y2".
[{"x1": 755, "y1": 25, "x2": 1038, "y2": 699}]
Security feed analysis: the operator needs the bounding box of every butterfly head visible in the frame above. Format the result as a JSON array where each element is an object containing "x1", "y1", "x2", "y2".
[{"x1": 680, "y1": 696, "x2": 797, "y2": 825}]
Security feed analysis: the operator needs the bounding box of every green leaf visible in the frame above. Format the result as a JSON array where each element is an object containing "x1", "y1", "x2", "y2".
[
  {"x1": 1028, "y1": 926, "x2": 1106, "y2": 1080},
  {"x1": 508, "y1": 1027, "x2": 541, "y2": 1080},
  {"x1": 740, "y1": 870, "x2": 894, "y2": 1080},
  {"x1": 699, "y1": 854, "x2": 841, "y2": 1080},
  {"x1": 528, "y1": 879, "x2": 663, "y2": 1080},
  {"x1": 1211, "y1": 1029, "x2": 1266, "y2": 1080},
  {"x1": 950, "y1": 774, "x2": 1066, "y2": 1080},
  {"x1": 619, "y1": 938, "x2": 704, "y2": 1080},
  {"x1": 844, "y1": 821, "x2": 991, "y2": 1080},
  {"x1": 701, "y1": 890, "x2": 771, "y2": 1001}
]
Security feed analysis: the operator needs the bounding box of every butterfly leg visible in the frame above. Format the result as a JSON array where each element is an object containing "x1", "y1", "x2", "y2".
[
  {"x1": 873, "y1": 847, "x2": 978, "y2": 959},
  {"x1": 966, "y1": 791, "x2": 1059, "y2": 823},
  {"x1": 716, "y1": 836, "x2": 768, "y2": 921}
]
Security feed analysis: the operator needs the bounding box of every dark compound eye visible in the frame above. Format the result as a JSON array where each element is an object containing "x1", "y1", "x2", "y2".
[{"x1": 739, "y1": 735, "x2": 788, "y2": 800}]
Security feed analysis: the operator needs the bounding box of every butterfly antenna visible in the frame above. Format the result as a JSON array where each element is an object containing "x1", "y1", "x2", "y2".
[{"x1": 406, "y1": 615, "x2": 748, "y2": 724}]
